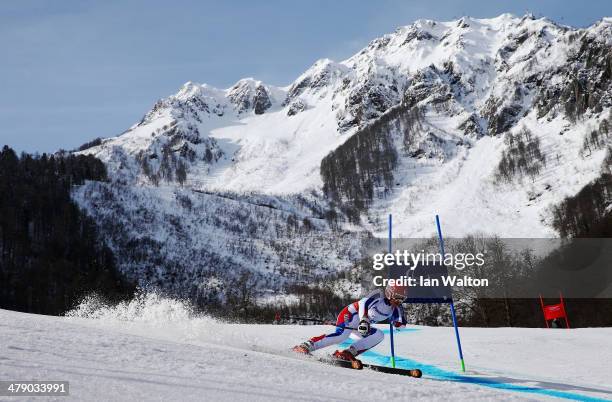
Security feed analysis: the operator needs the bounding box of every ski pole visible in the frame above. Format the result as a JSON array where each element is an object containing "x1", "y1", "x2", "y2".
[
  {"x1": 284, "y1": 316, "x2": 359, "y2": 331},
  {"x1": 436, "y1": 214, "x2": 466, "y2": 373},
  {"x1": 286, "y1": 316, "x2": 332, "y2": 324},
  {"x1": 388, "y1": 214, "x2": 396, "y2": 368}
]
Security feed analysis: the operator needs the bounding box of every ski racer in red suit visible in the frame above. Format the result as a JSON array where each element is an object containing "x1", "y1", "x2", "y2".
[{"x1": 293, "y1": 284, "x2": 409, "y2": 362}]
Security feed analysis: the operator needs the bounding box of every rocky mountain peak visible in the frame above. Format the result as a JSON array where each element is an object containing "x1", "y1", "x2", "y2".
[
  {"x1": 283, "y1": 58, "x2": 348, "y2": 106},
  {"x1": 226, "y1": 78, "x2": 274, "y2": 115}
]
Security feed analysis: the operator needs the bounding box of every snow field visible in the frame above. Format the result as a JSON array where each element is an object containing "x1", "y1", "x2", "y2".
[{"x1": 2, "y1": 294, "x2": 612, "y2": 401}]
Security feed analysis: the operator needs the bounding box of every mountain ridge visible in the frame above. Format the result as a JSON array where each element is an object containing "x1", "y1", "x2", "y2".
[{"x1": 72, "y1": 13, "x2": 611, "y2": 305}]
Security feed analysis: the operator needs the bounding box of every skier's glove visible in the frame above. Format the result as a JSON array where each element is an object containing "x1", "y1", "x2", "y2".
[
  {"x1": 393, "y1": 321, "x2": 405, "y2": 328},
  {"x1": 358, "y1": 319, "x2": 370, "y2": 336}
]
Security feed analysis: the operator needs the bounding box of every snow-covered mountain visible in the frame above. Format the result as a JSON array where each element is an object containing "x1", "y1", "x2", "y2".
[{"x1": 75, "y1": 14, "x2": 611, "y2": 304}]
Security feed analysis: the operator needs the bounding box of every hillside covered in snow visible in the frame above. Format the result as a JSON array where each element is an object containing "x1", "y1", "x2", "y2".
[{"x1": 73, "y1": 14, "x2": 612, "y2": 307}]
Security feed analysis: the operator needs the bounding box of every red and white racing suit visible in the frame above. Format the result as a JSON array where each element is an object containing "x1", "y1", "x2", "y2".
[{"x1": 307, "y1": 290, "x2": 406, "y2": 355}]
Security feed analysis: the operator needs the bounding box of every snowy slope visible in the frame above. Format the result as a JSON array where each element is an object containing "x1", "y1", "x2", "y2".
[
  {"x1": 2, "y1": 300, "x2": 612, "y2": 401},
  {"x1": 369, "y1": 113, "x2": 610, "y2": 238},
  {"x1": 71, "y1": 182, "x2": 366, "y2": 300}
]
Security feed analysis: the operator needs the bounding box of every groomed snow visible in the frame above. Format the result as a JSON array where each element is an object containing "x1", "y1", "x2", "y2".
[{"x1": 2, "y1": 297, "x2": 611, "y2": 401}]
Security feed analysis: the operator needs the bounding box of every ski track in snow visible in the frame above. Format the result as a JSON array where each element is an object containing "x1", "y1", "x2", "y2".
[{"x1": 1, "y1": 308, "x2": 611, "y2": 401}]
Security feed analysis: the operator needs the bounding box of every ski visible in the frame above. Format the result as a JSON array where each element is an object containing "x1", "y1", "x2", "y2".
[
  {"x1": 362, "y1": 363, "x2": 422, "y2": 378},
  {"x1": 293, "y1": 347, "x2": 421, "y2": 377},
  {"x1": 318, "y1": 355, "x2": 363, "y2": 370},
  {"x1": 321, "y1": 358, "x2": 422, "y2": 377}
]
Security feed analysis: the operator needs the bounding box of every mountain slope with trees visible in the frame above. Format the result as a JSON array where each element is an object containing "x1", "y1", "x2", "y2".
[{"x1": 0, "y1": 146, "x2": 134, "y2": 315}]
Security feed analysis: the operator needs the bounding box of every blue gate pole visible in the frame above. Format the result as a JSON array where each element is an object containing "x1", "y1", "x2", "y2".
[
  {"x1": 388, "y1": 214, "x2": 396, "y2": 368},
  {"x1": 435, "y1": 215, "x2": 466, "y2": 373}
]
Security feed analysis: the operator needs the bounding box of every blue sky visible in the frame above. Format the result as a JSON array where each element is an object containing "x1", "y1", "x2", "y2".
[{"x1": 1, "y1": 0, "x2": 610, "y2": 153}]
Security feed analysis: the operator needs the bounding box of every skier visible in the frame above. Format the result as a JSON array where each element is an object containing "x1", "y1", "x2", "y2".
[{"x1": 292, "y1": 283, "x2": 409, "y2": 363}]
